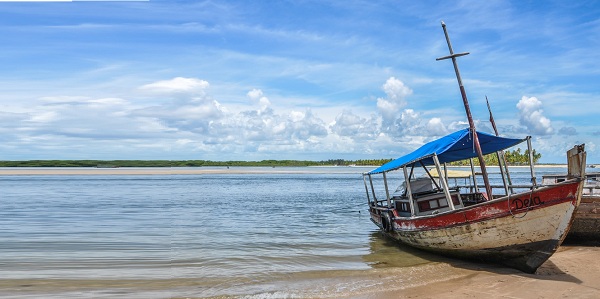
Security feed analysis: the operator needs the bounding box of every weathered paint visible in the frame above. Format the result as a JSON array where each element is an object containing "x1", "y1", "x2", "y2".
[
  {"x1": 369, "y1": 180, "x2": 583, "y2": 273},
  {"x1": 542, "y1": 173, "x2": 600, "y2": 240}
]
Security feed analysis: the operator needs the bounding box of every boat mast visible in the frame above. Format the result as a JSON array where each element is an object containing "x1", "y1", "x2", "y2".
[
  {"x1": 436, "y1": 21, "x2": 493, "y2": 198},
  {"x1": 486, "y1": 96, "x2": 513, "y2": 194}
]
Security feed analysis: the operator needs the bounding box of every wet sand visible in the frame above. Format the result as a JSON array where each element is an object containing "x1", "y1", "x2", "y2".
[{"x1": 364, "y1": 245, "x2": 600, "y2": 299}]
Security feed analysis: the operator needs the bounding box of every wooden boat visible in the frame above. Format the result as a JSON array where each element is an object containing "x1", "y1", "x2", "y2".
[
  {"x1": 363, "y1": 131, "x2": 586, "y2": 273},
  {"x1": 362, "y1": 22, "x2": 587, "y2": 273},
  {"x1": 543, "y1": 173, "x2": 600, "y2": 240}
]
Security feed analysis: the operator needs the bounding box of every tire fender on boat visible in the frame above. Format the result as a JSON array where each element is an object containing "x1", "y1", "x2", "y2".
[{"x1": 381, "y1": 212, "x2": 393, "y2": 232}]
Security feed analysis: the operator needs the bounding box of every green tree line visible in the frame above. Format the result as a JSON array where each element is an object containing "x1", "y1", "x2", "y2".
[
  {"x1": 0, "y1": 159, "x2": 325, "y2": 167},
  {"x1": 0, "y1": 149, "x2": 538, "y2": 168},
  {"x1": 448, "y1": 148, "x2": 542, "y2": 166},
  {"x1": 0, "y1": 159, "x2": 390, "y2": 168}
]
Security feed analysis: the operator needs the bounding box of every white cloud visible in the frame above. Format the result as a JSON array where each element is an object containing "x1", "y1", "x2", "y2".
[
  {"x1": 400, "y1": 109, "x2": 421, "y2": 135},
  {"x1": 139, "y1": 77, "x2": 210, "y2": 95},
  {"x1": 0, "y1": 74, "x2": 583, "y2": 162},
  {"x1": 89, "y1": 98, "x2": 128, "y2": 106},
  {"x1": 139, "y1": 85, "x2": 332, "y2": 156},
  {"x1": 383, "y1": 76, "x2": 412, "y2": 104},
  {"x1": 289, "y1": 111, "x2": 305, "y2": 122},
  {"x1": 27, "y1": 111, "x2": 59, "y2": 123},
  {"x1": 331, "y1": 110, "x2": 377, "y2": 139},
  {"x1": 377, "y1": 77, "x2": 412, "y2": 124},
  {"x1": 247, "y1": 88, "x2": 271, "y2": 113},
  {"x1": 516, "y1": 96, "x2": 553, "y2": 135},
  {"x1": 426, "y1": 117, "x2": 448, "y2": 136},
  {"x1": 134, "y1": 77, "x2": 226, "y2": 133},
  {"x1": 289, "y1": 110, "x2": 328, "y2": 140}
]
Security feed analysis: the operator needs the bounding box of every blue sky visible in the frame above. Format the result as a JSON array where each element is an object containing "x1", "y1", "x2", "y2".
[{"x1": 0, "y1": 0, "x2": 598, "y2": 163}]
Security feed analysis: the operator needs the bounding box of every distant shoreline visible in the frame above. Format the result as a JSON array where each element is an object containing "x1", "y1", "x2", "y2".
[
  {"x1": 0, "y1": 166, "x2": 369, "y2": 176},
  {"x1": 0, "y1": 164, "x2": 570, "y2": 176}
]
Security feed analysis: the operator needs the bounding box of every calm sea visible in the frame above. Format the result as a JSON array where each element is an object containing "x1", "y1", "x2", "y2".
[{"x1": 0, "y1": 166, "x2": 575, "y2": 298}]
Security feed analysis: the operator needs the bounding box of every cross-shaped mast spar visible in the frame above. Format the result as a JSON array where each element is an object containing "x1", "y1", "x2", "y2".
[{"x1": 436, "y1": 21, "x2": 493, "y2": 198}]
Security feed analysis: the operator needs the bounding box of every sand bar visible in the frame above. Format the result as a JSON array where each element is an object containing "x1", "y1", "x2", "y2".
[{"x1": 0, "y1": 166, "x2": 374, "y2": 176}]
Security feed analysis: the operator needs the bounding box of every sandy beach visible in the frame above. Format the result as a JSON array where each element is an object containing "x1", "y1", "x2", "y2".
[{"x1": 365, "y1": 245, "x2": 600, "y2": 299}]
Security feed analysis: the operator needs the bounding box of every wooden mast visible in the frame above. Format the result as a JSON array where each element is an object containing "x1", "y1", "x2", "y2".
[
  {"x1": 486, "y1": 96, "x2": 513, "y2": 194},
  {"x1": 436, "y1": 21, "x2": 493, "y2": 198}
]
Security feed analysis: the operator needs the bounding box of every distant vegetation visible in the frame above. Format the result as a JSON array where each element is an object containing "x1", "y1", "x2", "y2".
[
  {"x1": 0, "y1": 160, "x2": 177, "y2": 167},
  {"x1": 449, "y1": 148, "x2": 542, "y2": 166},
  {"x1": 0, "y1": 150, "x2": 539, "y2": 168},
  {"x1": 0, "y1": 159, "x2": 391, "y2": 167}
]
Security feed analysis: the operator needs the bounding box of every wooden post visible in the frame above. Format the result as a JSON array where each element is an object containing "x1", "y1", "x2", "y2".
[
  {"x1": 363, "y1": 174, "x2": 372, "y2": 206},
  {"x1": 403, "y1": 166, "x2": 416, "y2": 216},
  {"x1": 433, "y1": 154, "x2": 455, "y2": 210},
  {"x1": 527, "y1": 137, "x2": 537, "y2": 188},
  {"x1": 383, "y1": 172, "x2": 392, "y2": 208},
  {"x1": 469, "y1": 158, "x2": 479, "y2": 193},
  {"x1": 486, "y1": 96, "x2": 512, "y2": 195},
  {"x1": 368, "y1": 174, "x2": 377, "y2": 204}
]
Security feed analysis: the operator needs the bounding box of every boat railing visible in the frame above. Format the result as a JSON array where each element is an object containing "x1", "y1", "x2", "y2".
[
  {"x1": 370, "y1": 198, "x2": 396, "y2": 209},
  {"x1": 448, "y1": 183, "x2": 536, "y2": 195}
]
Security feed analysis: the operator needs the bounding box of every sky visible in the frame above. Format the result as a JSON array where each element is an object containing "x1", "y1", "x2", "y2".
[{"x1": 0, "y1": 0, "x2": 598, "y2": 163}]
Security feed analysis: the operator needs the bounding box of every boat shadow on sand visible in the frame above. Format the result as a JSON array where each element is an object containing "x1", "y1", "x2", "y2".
[{"x1": 365, "y1": 231, "x2": 584, "y2": 284}]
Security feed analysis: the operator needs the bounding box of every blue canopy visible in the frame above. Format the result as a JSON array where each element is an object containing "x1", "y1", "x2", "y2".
[{"x1": 367, "y1": 128, "x2": 526, "y2": 174}]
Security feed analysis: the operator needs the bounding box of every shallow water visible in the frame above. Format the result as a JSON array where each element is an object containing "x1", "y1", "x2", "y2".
[{"x1": 0, "y1": 166, "x2": 577, "y2": 298}]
